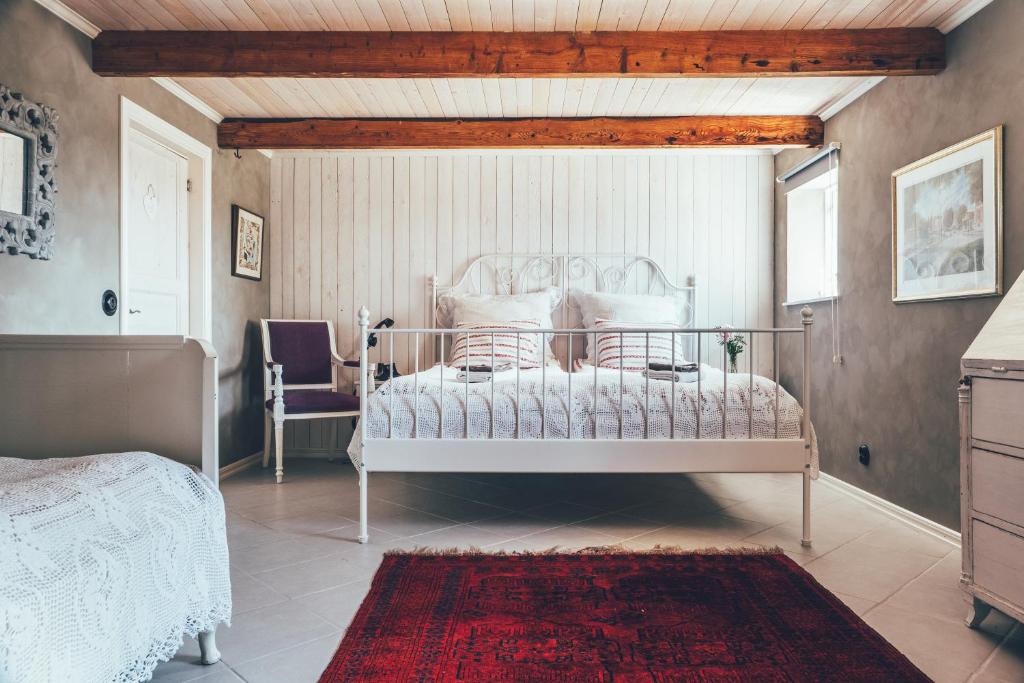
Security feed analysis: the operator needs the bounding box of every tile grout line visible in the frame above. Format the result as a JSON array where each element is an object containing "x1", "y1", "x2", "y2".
[
  {"x1": 859, "y1": 550, "x2": 952, "y2": 619},
  {"x1": 785, "y1": 528, "x2": 875, "y2": 569},
  {"x1": 967, "y1": 622, "x2": 1019, "y2": 683},
  {"x1": 222, "y1": 628, "x2": 345, "y2": 678},
  {"x1": 223, "y1": 660, "x2": 248, "y2": 683}
]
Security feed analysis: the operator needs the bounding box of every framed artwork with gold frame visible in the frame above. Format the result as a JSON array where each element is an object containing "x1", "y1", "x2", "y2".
[{"x1": 892, "y1": 126, "x2": 1002, "y2": 303}]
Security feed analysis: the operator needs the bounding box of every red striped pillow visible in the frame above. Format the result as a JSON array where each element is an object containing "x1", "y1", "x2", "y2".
[
  {"x1": 593, "y1": 319, "x2": 688, "y2": 372},
  {"x1": 448, "y1": 320, "x2": 543, "y2": 369}
]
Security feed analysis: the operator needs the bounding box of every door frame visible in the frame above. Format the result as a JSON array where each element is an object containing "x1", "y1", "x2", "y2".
[{"x1": 119, "y1": 96, "x2": 213, "y2": 340}]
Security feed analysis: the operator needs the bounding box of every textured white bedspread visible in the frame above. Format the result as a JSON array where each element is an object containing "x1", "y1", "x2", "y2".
[
  {"x1": 0, "y1": 452, "x2": 231, "y2": 683},
  {"x1": 349, "y1": 364, "x2": 818, "y2": 475}
]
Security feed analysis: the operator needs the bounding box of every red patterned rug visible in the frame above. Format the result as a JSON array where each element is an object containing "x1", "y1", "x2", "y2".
[{"x1": 320, "y1": 549, "x2": 929, "y2": 682}]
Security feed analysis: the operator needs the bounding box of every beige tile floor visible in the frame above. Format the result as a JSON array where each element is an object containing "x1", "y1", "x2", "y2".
[{"x1": 152, "y1": 459, "x2": 1024, "y2": 683}]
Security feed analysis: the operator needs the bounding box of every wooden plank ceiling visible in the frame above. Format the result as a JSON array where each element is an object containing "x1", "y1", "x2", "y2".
[
  {"x1": 176, "y1": 75, "x2": 878, "y2": 119},
  {"x1": 66, "y1": 0, "x2": 980, "y2": 32},
  {"x1": 63, "y1": 0, "x2": 977, "y2": 138}
]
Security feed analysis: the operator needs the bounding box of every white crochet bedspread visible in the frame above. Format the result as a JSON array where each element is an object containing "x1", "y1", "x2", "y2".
[
  {"x1": 349, "y1": 364, "x2": 818, "y2": 476},
  {"x1": 0, "y1": 452, "x2": 231, "y2": 683}
]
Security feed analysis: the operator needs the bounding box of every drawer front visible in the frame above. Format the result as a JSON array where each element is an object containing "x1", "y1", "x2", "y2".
[
  {"x1": 972, "y1": 448, "x2": 1024, "y2": 529},
  {"x1": 972, "y1": 378, "x2": 1024, "y2": 449},
  {"x1": 972, "y1": 521, "x2": 1024, "y2": 608}
]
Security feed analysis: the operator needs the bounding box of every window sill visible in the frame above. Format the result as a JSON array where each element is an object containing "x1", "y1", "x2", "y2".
[{"x1": 782, "y1": 296, "x2": 837, "y2": 307}]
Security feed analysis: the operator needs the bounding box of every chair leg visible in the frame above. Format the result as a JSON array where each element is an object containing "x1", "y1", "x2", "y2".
[
  {"x1": 262, "y1": 413, "x2": 272, "y2": 469},
  {"x1": 327, "y1": 418, "x2": 338, "y2": 462},
  {"x1": 274, "y1": 418, "x2": 285, "y2": 484}
]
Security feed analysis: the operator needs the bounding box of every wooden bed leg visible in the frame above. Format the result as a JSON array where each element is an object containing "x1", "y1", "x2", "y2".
[
  {"x1": 358, "y1": 467, "x2": 369, "y2": 544},
  {"x1": 801, "y1": 471, "x2": 812, "y2": 548},
  {"x1": 965, "y1": 597, "x2": 992, "y2": 628},
  {"x1": 198, "y1": 629, "x2": 220, "y2": 665}
]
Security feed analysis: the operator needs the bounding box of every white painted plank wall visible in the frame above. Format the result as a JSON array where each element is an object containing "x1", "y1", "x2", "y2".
[{"x1": 271, "y1": 150, "x2": 774, "y2": 453}]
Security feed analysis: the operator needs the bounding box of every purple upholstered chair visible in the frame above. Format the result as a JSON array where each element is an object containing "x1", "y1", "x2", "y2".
[{"x1": 260, "y1": 319, "x2": 370, "y2": 483}]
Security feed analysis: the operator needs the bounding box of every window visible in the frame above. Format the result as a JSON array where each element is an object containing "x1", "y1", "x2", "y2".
[{"x1": 785, "y1": 167, "x2": 838, "y2": 304}]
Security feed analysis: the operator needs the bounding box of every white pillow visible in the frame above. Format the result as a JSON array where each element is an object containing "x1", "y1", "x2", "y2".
[
  {"x1": 437, "y1": 288, "x2": 560, "y2": 329},
  {"x1": 448, "y1": 320, "x2": 542, "y2": 369},
  {"x1": 593, "y1": 319, "x2": 689, "y2": 372},
  {"x1": 437, "y1": 288, "x2": 560, "y2": 363},
  {"x1": 570, "y1": 291, "x2": 686, "y2": 359},
  {"x1": 571, "y1": 290, "x2": 683, "y2": 329}
]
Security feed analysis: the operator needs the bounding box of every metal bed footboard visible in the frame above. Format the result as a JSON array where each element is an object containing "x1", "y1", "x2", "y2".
[{"x1": 355, "y1": 306, "x2": 815, "y2": 547}]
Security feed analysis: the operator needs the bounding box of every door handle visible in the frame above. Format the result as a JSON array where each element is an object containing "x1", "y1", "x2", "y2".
[{"x1": 128, "y1": 308, "x2": 142, "y2": 314}]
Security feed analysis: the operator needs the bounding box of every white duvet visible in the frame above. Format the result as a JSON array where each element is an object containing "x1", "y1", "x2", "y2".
[
  {"x1": 0, "y1": 452, "x2": 231, "y2": 683},
  {"x1": 349, "y1": 364, "x2": 818, "y2": 475}
]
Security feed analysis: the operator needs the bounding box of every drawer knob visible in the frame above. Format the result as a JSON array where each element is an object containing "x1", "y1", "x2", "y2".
[{"x1": 991, "y1": 366, "x2": 1008, "y2": 373}]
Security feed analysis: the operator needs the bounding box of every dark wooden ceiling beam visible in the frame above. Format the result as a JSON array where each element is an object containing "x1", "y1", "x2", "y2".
[
  {"x1": 94, "y1": 28, "x2": 944, "y2": 78},
  {"x1": 217, "y1": 116, "x2": 824, "y2": 149}
]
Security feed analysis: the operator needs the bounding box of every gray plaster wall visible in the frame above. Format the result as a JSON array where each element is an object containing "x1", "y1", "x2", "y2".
[
  {"x1": 0, "y1": 0, "x2": 270, "y2": 465},
  {"x1": 774, "y1": 0, "x2": 1022, "y2": 530}
]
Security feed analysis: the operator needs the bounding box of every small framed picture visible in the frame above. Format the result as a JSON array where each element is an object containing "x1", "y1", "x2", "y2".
[
  {"x1": 892, "y1": 126, "x2": 1003, "y2": 303},
  {"x1": 231, "y1": 205, "x2": 265, "y2": 281}
]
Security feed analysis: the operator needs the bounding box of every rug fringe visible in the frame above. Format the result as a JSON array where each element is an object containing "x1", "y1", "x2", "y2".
[{"x1": 386, "y1": 544, "x2": 785, "y2": 557}]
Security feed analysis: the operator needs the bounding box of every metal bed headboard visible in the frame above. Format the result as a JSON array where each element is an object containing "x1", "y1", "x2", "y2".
[{"x1": 430, "y1": 253, "x2": 697, "y2": 330}]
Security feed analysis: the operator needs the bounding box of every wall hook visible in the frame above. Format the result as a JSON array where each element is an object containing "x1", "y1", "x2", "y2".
[{"x1": 234, "y1": 148, "x2": 242, "y2": 159}]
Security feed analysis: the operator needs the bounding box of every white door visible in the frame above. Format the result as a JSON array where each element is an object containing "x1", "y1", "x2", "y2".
[{"x1": 123, "y1": 129, "x2": 190, "y2": 335}]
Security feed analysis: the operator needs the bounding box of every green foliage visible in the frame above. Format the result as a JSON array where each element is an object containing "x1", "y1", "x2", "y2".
[{"x1": 716, "y1": 330, "x2": 746, "y2": 364}]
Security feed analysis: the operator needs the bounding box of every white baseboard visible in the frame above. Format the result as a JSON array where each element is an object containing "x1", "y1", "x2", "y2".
[
  {"x1": 219, "y1": 452, "x2": 262, "y2": 480},
  {"x1": 218, "y1": 450, "x2": 349, "y2": 480},
  {"x1": 284, "y1": 448, "x2": 348, "y2": 458},
  {"x1": 819, "y1": 472, "x2": 961, "y2": 548}
]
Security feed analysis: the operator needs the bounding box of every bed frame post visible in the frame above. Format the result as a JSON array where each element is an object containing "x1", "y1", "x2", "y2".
[
  {"x1": 800, "y1": 305, "x2": 814, "y2": 548},
  {"x1": 430, "y1": 274, "x2": 438, "y2": 362},
  {"x1": 358, "y1": 306, "x2": 370, "y2": 544}
]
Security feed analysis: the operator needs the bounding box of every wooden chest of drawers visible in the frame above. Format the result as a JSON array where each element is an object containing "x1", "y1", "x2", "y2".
[{"x1": 960, "y1": 372, "x2": 1024, "y2": 629}]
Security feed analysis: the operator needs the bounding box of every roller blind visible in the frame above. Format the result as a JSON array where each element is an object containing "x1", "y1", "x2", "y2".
[
  {"x1": 783, "y1": 147, "x2": 839, "y2": 304},
  {"x1": 778, "y1": 144, "x2": 840, "y2": 193}
]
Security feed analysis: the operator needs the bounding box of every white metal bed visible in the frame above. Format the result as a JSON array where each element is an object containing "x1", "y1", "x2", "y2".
[{"x1": 346, "y1": 254, "x2": 815, "y2": 547}]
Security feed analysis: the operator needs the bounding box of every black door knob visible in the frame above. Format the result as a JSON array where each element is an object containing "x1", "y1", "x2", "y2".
[{"x1": 102, "y1": 290, "x2": 118, "y2": 316}]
